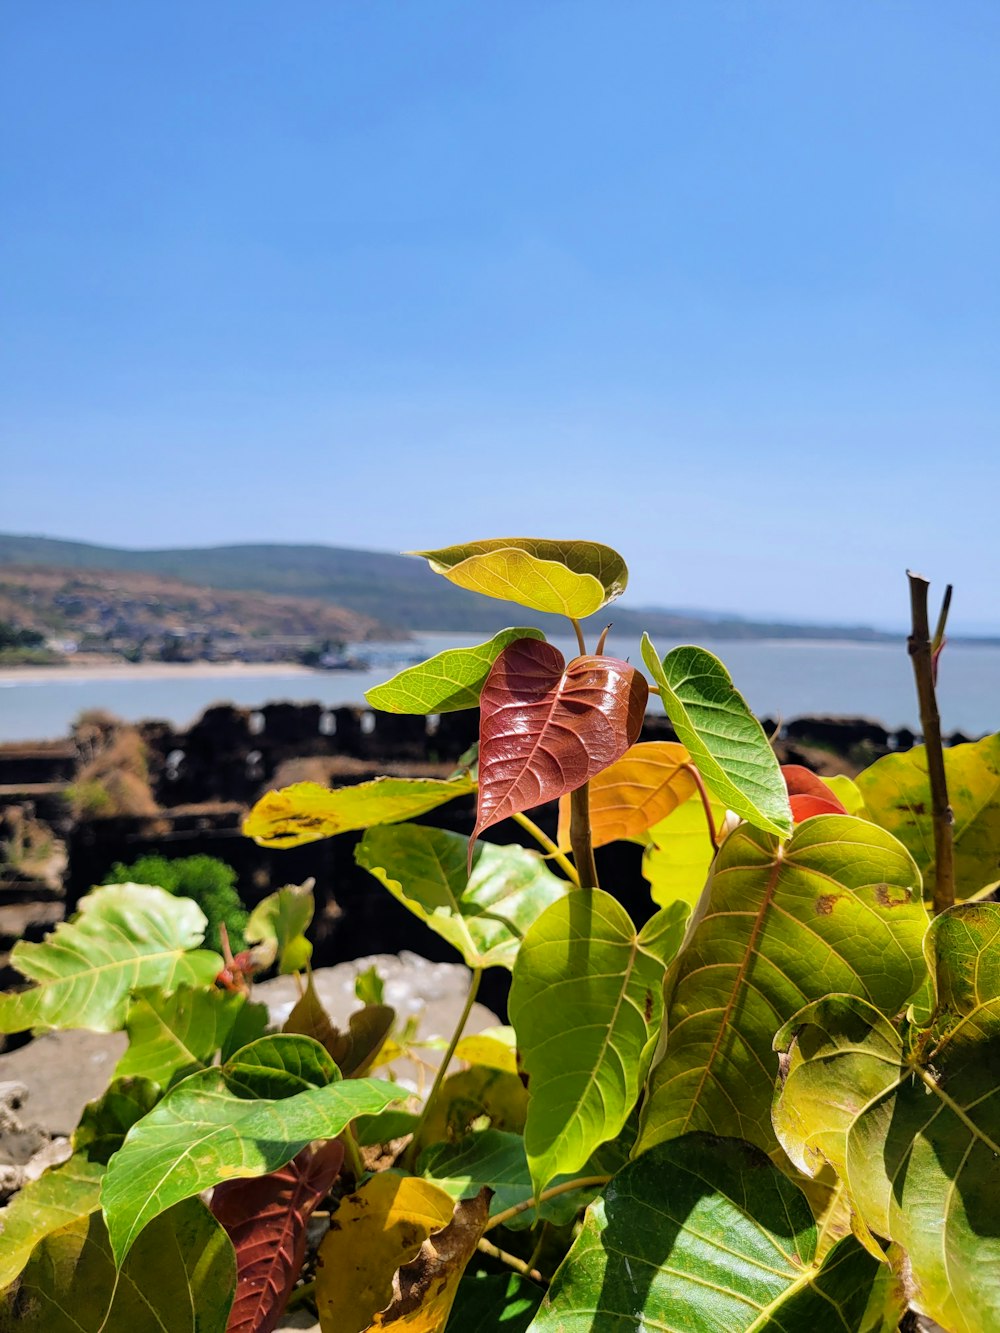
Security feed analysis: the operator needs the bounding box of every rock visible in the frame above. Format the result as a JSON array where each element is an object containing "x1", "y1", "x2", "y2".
[
  {"x1": 0, "y1": 1079, "x2": 72, "y2": 1202},
  {"x1": 0, "y1": 1031, "x2": 127, "y2": 1138}
]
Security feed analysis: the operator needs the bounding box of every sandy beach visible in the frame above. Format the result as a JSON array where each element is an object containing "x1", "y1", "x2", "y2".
[{"x1": 0, "y1": 661, "x2": 320, "y2": 686}]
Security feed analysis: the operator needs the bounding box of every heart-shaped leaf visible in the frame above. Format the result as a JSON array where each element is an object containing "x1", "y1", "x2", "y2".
[
  {"x1": 245, "y1": 882, "x2": 314, "y2": 972},
  {"x1": 857, "y1": 732, "x2": 1000, "y2": 899},
  {"x1": 474, "y1": 639, "x2": 647, "y2": 860},
  {"x1": 555, "y1": 741, "x2": 696, "y2": 850},
  {"x1": 211, "y1": 1140, "x2": 345, "y2": 1333},
  {"x1": 530, "y1": 1135, "x2": 905, "y2": 1333},
  {"x1": 365, "y1": 627, "x2": 546, "y2": 713},
  {"x1": 114, "y1": 984, "x2": 250, "y2": 1086},
  {"x1": 510, "y1": 891, "x2": 688, "y2": 1199},
  {"x1": 411, "y1": 538, "x2": 628, "y2": 618},
  {"x1": 356, "y1": 825, "x2": 571, "y2": 971},
  {"x1": 636, "y1": 816, "x2": 928, "y2": 1158},
  {"x1": 101, "y1": 1034, "x2": 400, "y2": 1265},
  {"x1": 642, "y1": 636, "x2": 792, "y2": 837},
  {"x1": 1, "y1": 1199, "x2": 236, "y2": 1333},
  {"x1": 641, "y1": 788, "x2": 726, "y2": 909},
  {"x1": 244, "y1": 774, "x2": 476, "y2": 848},
  {"x1": 773, "y1": 903, "x2": 1000, "y2": 1333},
  {"x1": 0, "y1": 884, "x2": 222, "y2": 1035}
]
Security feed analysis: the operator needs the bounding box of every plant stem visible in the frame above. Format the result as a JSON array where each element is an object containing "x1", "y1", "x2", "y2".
[
  {"x1": 683, "y1": 763, "x2": 720, "y2": 852},
  {"x1": 570, "y1": 618, "x2": 587, "y2": 656},
  {"x1": 512, "y1": 811, "x2": 581, "y2": 885},
  {"x1": 402, "y1": 968, "x2": 482, "y2": 1168},
  {"x1": 477, "y1": 1237, "x2": 547, "y2": 1284},
  {"x1": 484, "y1": 1175, "x2": 612, "y2": 1232},
  {"x1": 286, "y1": 1279, "x2": 316, "y2": 1312},
  {"x1": 569, "y1": 784, "x2": 600, "y2": 888},
  {"x1": 907, "y1": 571, "x2": 955, "y2": 914},
  {"x1": 340, "y1": 1125, "x2": 366, "y2": 1183}
]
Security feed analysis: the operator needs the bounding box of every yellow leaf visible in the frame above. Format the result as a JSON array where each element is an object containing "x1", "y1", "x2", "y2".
[
  {"x1": 821, "y1": 774, "x2": 868, "y2": 817},
  {"x1": 556, "y1": 742, "x2": 696, "y2": 850},
  {"x1": 315, "y1": 1174, "x2": 455, "y2": 1333},
  {"x1": 642, "y1": 788, "x2": 725, "y2": 910},
  {"x1": 415, "y1": 1066, "x2": 527, "y2": 1158},
  {"x1": 243, "y1": 776, "x2": 475, "y2": 848},
  {"x1": 454, "y1": 1025, "x2": 518, "y2": 1075},
  {"x1": 411, "y1": 538, "x2": 627, "y2": 619}
]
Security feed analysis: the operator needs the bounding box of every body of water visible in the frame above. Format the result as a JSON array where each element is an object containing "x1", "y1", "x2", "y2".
[{"x1": 0, "y1": 632, "x2": 997, "y2": 742}]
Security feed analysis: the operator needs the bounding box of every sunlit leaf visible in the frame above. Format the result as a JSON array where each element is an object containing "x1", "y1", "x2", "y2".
[
  {"x1": 445, "y1": 1273, "x2": 542, "y2": 1333},
  {"x1": 823, "y1": 773, "x2": 869, "y2": 817},
  {"x1": 314, "y1": 1173, "x2": 456, "y2": 1333},
  {"x1": 641, "y1": 788, "x2": 725, "y2": 909},
  {"x1": 365, "y1": 628, "x2": 546, "y2": 713},
  {"x1": 410, "y1": 538, "x2": 628, "y2": 618},
  {"x1": 416, "y1": 1066, "x2": 528, "y2": 1156},
  {"x1": 245, "y1": 882, "x2": 314, "y2": 972},
  {"x1": 211, "y1": 1140, "x2": 344, "y2": 1333},
  {"x1": 530, "y1": 1135, "x2": 904, "y2": 1333},
  {"x1": 773, "y1": 902, "x2": 1000, "y2": 1333},
  {"x1": 636, "y1": 816, "x2": 928, "y2": 1158},
  {"x1": 642, "y1": 636, "x2": 792, "y2": 837},
  {"x1": 244, "y1": 774, "x2": 476, "y2": 849},
  {"x1": 0, "y1": 884, "x2": 221, "y2": 1035},
  {"x1": 783, "y1": 767, "x2": 849, "y2": 823},
  {"x1": 857, "y1": 732, "x2": 1000, "y2": 899},
  {"x1": 474, "y1": 639, "x2": 647, "y2": 863},
  {"x1": 101, "y1": 1034, "x2": 400, "y2": 1265},
  {"x1": 555, "y1": 741, "x2": 696, "y2": 850},
  {"x1": 510, "y1": 892, "x2": 687, "y2": 1199},
  {"x1": 114, "y1": 984, "x2": 250, "y2": 1086},
  {"x1": 284, "y1": 971, "x2": 395, "y2": 1076},
  {"x1": 356, "y1": 825, "x2": 570, "y2": 971},
  {"x1": 0, "y1": 1199, "x2": 235, "y2": 1333},
  {"x1": 454, "y1": 1025, "x2": 518, "y2": 1074}
]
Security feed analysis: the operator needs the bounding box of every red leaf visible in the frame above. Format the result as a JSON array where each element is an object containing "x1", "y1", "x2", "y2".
[
  {"x1": 789, "y1": 794, "x2": 848, "y2": 822},
  {"x1": 211, "y1": 1140, "x2": 345, "y2": 1333},
  {"x1": 782, "y1": 765, "x2": 848, "y2": 810},
  {"x1": 473, "y1": 638, "x2": 648, "y2": 862}
]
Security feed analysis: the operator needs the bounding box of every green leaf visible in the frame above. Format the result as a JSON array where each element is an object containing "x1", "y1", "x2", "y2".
[
  {"x1": 642, "y1": 787, "x2": 726, "y2": 909},
  {"x1": 101, "y1": 1033, "x2": 400, "y2": 1265},
  {"x1": 641, "y1": 636, "x2": 793, "y2": 837},
  {"x1": 244, "y1": 774, "x2": 476, "y2": 848},
  {"x1": 355, "y1": 826, "x2": 571, "y2": 970},
  {"x1": 856, "y1": 732, "x2": 1000, "y2": 899},
  {"x1": 446, "y1": 1273, "x2": 543, "y2": 1332},
  {"x1": 772, "y1": 902, "x2": 1000, "y2": 1333},
  {"x1": 0, "y1": 1199, "x2": 236, "y2": 1333},
  {"x1": 531, "y1": 1136, "x2": 903, "y2": 1333},
  {"x1": 354, "y1": 964, "x2": 386, "y2": 1006},
  {"x1": 410, "y1": 538, "x2": 628, "y2": 618},
  {"x1": 245, "y1": 881, "x2": 314, "y2": 972},
  {"x1": 0, "y1": 1077, "x2": 164, "y2": 1293},
  {"x1": 365, "y1": 627, "x2": 546, "y2": 713},
  {"x1": 636, "y1": 816, "x2": 928, "y2": 1158},
  {"x1": 0, "y1": 884, "x2": 222, "y2": 1035},
  {"x1": 509, "y1": 891, "x2": 687, "y2": 1199},
  {"x1": 115, "y1": 985, "x2": 250, "y2": 1086}
]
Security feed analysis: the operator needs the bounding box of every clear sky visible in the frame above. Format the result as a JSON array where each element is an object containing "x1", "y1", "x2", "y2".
[{"x1": 2, "y1": 2, "x2": 997, "y2": 630}]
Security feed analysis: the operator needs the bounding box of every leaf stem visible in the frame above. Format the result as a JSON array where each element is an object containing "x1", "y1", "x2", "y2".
[
  {"x1": 340, "y1": 1125, "x2": 366, "y2": 1183},
  {"x1": 402, "y1": 967, "x2": 482, "y2": 1168},
  {"x1": 907, "y1": 571, "x2": 955, "y2": 914},
  {"x1": 286, "y1": 1279, "x2": 316, "y2": 1313},
  {"x1": 477, "y1": 1237, "x2": 548, "y2": 1285},
  {"x1": 512, "y1": 811, "x2": 580, "y2": 885},
  {"x1": 683, "y1": 762, "x2": 720, "y2": 852},
  {"x1": 570, "y1": 618, "x2": 587, "y2": 656},
  {"x1": 484, "y1": 1175, "x2": 612, "y2": 1232},
  {"x1": 569, "y1": 784, "x2": 600, "y2": 889}
]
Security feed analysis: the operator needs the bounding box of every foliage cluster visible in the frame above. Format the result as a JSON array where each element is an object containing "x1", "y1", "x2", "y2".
[
  {"x1": 0, "y1": 537, "x2": 998, "y2": 1333},
  {"x1": 103, "y1": 853, "x2": 250, "y2": 953}
]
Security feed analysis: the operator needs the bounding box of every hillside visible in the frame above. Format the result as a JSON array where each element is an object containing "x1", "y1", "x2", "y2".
[
  {"x1": 0, "y1": 565, "x2": 392, "y2": 662},
  {"x1": 0, "y1": 534, "x2": 897, "y2": 641}
]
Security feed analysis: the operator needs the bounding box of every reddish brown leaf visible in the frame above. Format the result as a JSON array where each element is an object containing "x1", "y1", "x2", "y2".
[
  {"x1": 789, "y1": 793, "x2": 848, "y2": 822},
  {"x1": 781, "y1": 765, "x2": 846, "y2": 808},
  {"x1": 473, "y1": 638, "x2": 648, "y2": 863},
  {"x1": 211, "y1": 1140, "x2": 345, "y2": 1333}
]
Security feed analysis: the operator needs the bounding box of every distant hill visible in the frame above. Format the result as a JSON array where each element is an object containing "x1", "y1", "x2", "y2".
[{"x1": 0, "y1": 534, "x2": 899, "y2": 642}]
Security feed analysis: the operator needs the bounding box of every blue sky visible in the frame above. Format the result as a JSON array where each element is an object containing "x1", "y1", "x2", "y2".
[{"x1": 2, "y1": 2, "x2": 997, "y2": 630}]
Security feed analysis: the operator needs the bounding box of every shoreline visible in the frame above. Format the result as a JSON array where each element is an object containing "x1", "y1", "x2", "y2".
[{"x1": 0, "y1": 661, "x2": 321, "y2": 685}]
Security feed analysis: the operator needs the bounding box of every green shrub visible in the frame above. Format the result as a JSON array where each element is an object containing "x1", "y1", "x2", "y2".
[{"x1": 103, "y1": 853, "x2": 248, "y2": 951}]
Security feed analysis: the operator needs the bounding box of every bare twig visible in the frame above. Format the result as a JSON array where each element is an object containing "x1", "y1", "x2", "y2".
[{"x1": 907, "y1": 571, "x2": 955, "y2": 914}]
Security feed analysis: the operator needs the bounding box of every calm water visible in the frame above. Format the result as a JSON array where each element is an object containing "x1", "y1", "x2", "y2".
[{"x1": 0, "y1": 632, "x2": 997, "y2": 742}]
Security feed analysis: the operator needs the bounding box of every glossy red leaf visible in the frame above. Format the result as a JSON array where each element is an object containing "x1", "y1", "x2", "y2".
[
  {"x1": 472, "y1": 638, "x2": 648, "y2": 864},
  {"x1": 789, "y1": 793, "x2": 848, "y2": 822},
  {"x1": 781, "y1": 765, "x2": 847, "y2": 808},
  {"x1": 211, "y1": 1139, "x2": 345, "y2": 1333}
]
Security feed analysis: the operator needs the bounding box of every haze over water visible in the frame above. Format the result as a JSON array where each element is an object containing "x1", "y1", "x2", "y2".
[{"x1": 1, "y1": 634, "x2": 996, "y2": 743}]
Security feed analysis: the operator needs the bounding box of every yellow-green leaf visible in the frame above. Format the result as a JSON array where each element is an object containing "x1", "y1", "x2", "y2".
[
  {"x1": 641, "y1": 788, "x2": 725, "y2": 909},
  {"x1": 243, "y1": 774, "x2": 475, "y2": 848},
  {"x1": 410, "y1": 538, "x2": 627, "y2": 618},
  {"x1": 555, "y1": 741, "x2": 696, "y2": 850},
  {"x1": 454, "y1": 1025, "x2": 518, "y2": 1074},
  {"x1": 245, "y1": 881, "x2": 314, "y2": 971},
  {"x1": 365, "y1": 628, "x2": 545, "y2": 713}
]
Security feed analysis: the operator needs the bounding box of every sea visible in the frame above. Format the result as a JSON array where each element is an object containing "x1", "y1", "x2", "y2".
[{"x1": 0, "y1": 631, "x2": 997, "y2": 743}]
